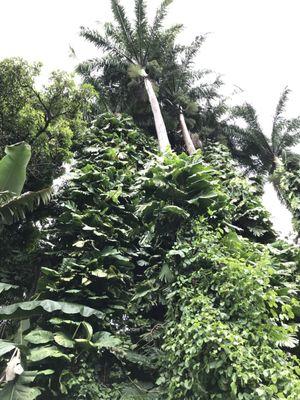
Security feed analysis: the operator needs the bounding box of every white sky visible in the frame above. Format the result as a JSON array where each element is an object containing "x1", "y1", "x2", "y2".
[{"x1": 1, "y1": 0, "x2": 299, "y2": 238}]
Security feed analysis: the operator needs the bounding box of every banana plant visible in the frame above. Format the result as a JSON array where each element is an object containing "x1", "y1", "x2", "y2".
[{"x1": 0, "y1": 142, "x2": 52, "y2": 226}]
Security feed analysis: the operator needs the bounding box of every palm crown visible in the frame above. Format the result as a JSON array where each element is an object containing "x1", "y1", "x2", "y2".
[{"x1": 228, "y1": 87, "x2": 300, "y2": 175}]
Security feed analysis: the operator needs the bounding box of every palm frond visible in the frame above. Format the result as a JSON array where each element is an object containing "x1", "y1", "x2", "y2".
[
  {"x1": 143, "y1": 0, "x2": 174, "y2": 64},
  {"x1": 111, "y1": 0, "x2": 139, "y2": 62},
  {"x1": 232, "y1": 103, "x2": 273, "y2": 159},
  {"x1": 80, "y1": 26, "x2": 133, "y2": 63},
  {"x1": 274, "y1": 86, "x2": 290, "y2": 122},
  {"x1": 135, "y1": 0, "x2": 148, "y2": 63},
  {"x1": 274, "y1": 117, "x2": 300, "y2": 155},
  {"x1": 0, "y1": 187, "x2": 53, "y2": 226},
  {"x1": 282, "y1": 150, "x2": 300, "y2": 169},
  {"x1": 152, "y1": 0, "x2": 173, "y2": 32},
  {"x1": 272, "y1": 86, "x2": 290, "y2": 152},
  {"x1": 182, "y1": 35, "x2": 206, "y2": 69}
]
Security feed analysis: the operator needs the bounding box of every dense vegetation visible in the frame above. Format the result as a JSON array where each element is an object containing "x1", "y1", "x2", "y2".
[{"x1": 0, "y1": 1, "x2": 299, "y2": 399}]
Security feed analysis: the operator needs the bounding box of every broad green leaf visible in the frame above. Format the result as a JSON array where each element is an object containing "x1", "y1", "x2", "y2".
[
  {"x1": 54, "y1": 332, "x2": 74, "y2": 348},
  {"x1": 28, "y1": 346, "x2": 71, "y2": 362},
  {"x1": 0, "y1": 300, "x2": 103, "y2": 320},
  {"x1": 0, "y1": 142, "x2": 31, "y2": 195},
  {"x1": 187, "y1": 191, "x2": 217, "y2": 204},
  {"x1": 0, "y1": 372, "x2": 41, "y2": 400},
  {"x1": 24, "y1": 330, "x2": 54, "y2": 344},
  {"x1": 90, "y1": 269, "x2": 108, "y2": 278},
  {"x1": 0, "y1": 340, "x2": 16, "y2": 357},
  {"x1": 161, "y1": 205, "x2": 190, "y2": 219}
]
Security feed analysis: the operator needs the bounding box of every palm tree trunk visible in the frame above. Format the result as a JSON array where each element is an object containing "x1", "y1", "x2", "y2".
[
  {"x1": 179, "y1": 111, "x2": 196, "y2": 155},
  {"x1": 144, "y1": 76, "x2": 170, "y2": 153}
]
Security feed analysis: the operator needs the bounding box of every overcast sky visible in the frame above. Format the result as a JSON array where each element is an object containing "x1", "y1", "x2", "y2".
[{"x1": 1, "y1": 0, "x2": 299, "y2": 238}]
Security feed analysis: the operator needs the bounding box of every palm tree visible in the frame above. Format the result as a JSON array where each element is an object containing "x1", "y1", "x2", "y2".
[
  {"x1": 228, "y1": 87, "x2": 300, "y2": 175},
  {"x1": 227, "y1": 87, "x2": 300, "y2": 234},
  {"x1": 160, "y1": 35, "x2": 223, "y2": 154},
  {"x1": 0, "y1": 142, "x2": 52, "y2": 226},
  {"x1": 80, "y1": 0, "x2": 177, "y2": 152}
]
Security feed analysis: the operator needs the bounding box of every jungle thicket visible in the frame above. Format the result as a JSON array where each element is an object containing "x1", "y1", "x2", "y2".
[{"x1": 0, "y1": 1, "x2": 299, "y2": 399}]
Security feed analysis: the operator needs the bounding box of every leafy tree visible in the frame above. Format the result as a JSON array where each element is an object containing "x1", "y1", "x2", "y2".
[{"x1": 0, "y1": 58, "x2": 96, "y2": 189}]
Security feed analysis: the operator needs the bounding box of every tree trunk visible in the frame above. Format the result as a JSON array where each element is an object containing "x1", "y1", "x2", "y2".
[
  {"x1": 179, "y1": 111, "x2": 196, "y2": 155},
  {"x1": 144, "y1": 76, "x2": 170, "y2": 153}
]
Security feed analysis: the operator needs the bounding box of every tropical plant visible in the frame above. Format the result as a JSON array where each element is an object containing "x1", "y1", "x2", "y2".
[
  {"x1": 159, "y1": 34, "x2": 224, "y2": 154},
  {"x1": 0, "y1": 58, "x2": 96, "y2": 189},
  {"x1": 79, "y1": 0, "x2": 181, "y2": 152},
  {"x1": 159, "y1": 224, "x2": 300, "y2": 399},
  {"x1": 227, "y1": 87, "x2": 300, "y2": 235},
  {"x1": 1, "y1": 115, "x2": 299, "y2": 399},
  {"x1": 228, "y1": 87, "x2": 300, "y2": 175},
  {"x1": 0, "y1": 142, "x2": 52, "y2": 227}
]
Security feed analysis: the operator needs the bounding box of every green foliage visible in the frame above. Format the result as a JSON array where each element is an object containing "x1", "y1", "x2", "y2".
[
  {"x1": 202, "y1": 143, "x2": 276, "y2": 242},
  {"x1": 0, "y1": 372, "x2": 42, "y2": 400},
  {"x1": 227, "y1": 87, "x2": 300, "y2": 175},
  {"x1": 272, "y1": 163, "x2": 300, "y2": 237},
  {"x1": 0, "y1": 142, "x2": 31, "y2": 195},
  {"x1": 1, "y1": 113, "x2": 299, "y2": 399},
  {"x1": 0, "y1": 142, "x2": 52, "y2": 226},
  {"x1": 158, "y1": 223, "x2": 300, "y2": 399},
  {"x1": 0, "y1": 58, "x2": 96, "y2": 189}
]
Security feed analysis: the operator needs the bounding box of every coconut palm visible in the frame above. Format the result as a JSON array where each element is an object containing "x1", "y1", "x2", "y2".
[
  {"x1": 0, "y1": 142, "x2": 52, "y2": 226},
  {"x1": 80, "y1": 0, "x2": 181, "y2": 152}
]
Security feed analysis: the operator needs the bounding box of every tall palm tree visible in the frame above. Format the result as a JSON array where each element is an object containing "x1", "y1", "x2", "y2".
[
  {"x1": 80, "y1": 0, "x2": 177, "y2": 152},
  {"x1": 228, "y1": 87, "x2": 300, "y2": 176},
  {"x1": 160, "y1": 35, "x2": 223, "y2": 154},
  {"x1": 227, "y1": 88, "x2": 300, "y2": 235}
]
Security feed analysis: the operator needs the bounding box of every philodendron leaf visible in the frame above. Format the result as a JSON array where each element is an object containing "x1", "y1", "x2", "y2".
[
  {"x1": 0, "y1": 142, "x2": 31, "y2": 196},
  {"x1": 0, "y1": 300, "x2": 103, "y2": 320},
  {"x1": 0, "y1": 371, "x2": 41, "y2": 400},
  {"x1": 0, "y1": 340, "x2": 16, "y2": 357},
  {"x1": 161, "y1": 205, "x2": 190, "y2": 219},
  {"x1": 24, "y1": 330, "x2": 54, "y2": 344},
  {"x1": 54, "y1": 332, "x2": 74, "y2": 349},
  {"x1": 28, "y1": 346, "x2": 71, "y2": 362}
]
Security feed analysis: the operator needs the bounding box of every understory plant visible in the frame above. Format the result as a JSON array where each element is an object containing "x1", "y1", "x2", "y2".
[{"x1": 0, "y1": 113, "x2": 299, "y2": 399}]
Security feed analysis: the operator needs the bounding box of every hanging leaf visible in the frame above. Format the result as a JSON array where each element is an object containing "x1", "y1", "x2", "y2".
[
  {"x1": 0, "y1": 341, "x2": 16, "y2": 357},
  {"x1": 0, "y1": 371, "x2": 41, "y2": 400},
  {"x1": 0, "y1": 300, "x2": 103, "y2": 320},
  {"x1": 24, "y1": 330, "x2": 54, "y2": 345},
  {"x1": 54, "y1": 332, "x2": 74, "y2": 349},
  {"x1": 0, "y1": 142, "x2": 31, "y2": 196},
  {"x1": 28, "y1": 346, "x2": 71, "y2": 362}
]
